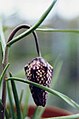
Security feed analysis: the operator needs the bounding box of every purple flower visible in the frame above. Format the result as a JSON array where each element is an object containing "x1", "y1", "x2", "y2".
[{"x1": 24, "y1": 57, "x2": 53, "y2": 106}]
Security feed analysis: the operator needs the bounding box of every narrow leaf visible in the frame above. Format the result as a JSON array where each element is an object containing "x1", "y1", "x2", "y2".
[
  {"x1": 32, "y1": 106, "x2": 45, "y2": 119},
  {"x1": 10, "y1": 78, "x2": 21, "y2": 119},
  {"x1": 52, "y1": 60, "x2": 63, "y2": 88},
  {"x1": 37, "y1": 28, "x2": 79, "y2": 34},
  {"x1": 5, "y1": 109, "x2": 10, "y2": 119},
  {"x1": 19, "y1": 89, "x2": 24, "y2": 104},
  {"x1": 0, "y1": 99, "x2": 3, "y2": 110},
  {"x1": 0, "y1": 22, "x2": 6, "y2": 59},
  {"x1": 7, "y1": 80, "x2": 15, "y2": 119},
  {"x1": 7, "y1": 77, "x2": 79, "y2": 110},
  {"x1": 0, "y1": 63, "x2": 10, "y2": 86},
  {"x1": 0, "y1": 99, "x2": 4, "y2": 118},
  {"x1": 23, "y1": 86, "x2": 30, "y2": 118},
  {"x1": 0, "y1": 99, "x2": 9, "y2": 119},
  {"x1": 7, "y1": 0, "x2": 57, "y2": 47},
  {"x1": 43, "y1": 113, "x2": 79, "y2": 119}
]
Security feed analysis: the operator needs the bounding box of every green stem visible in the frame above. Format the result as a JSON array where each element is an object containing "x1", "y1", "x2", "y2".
[
  {"x1": 0, "y1": 63, "x2": 10, "y2": 86},
  {"x1": 1, "y1": 46, "x2": 9, "y2": 119},
  {"x1": 7, "y1": 24, "x2": 41, "y2": 57},
  {"x1": 7, "y1": 0, "x2": 57, "y2": 47}
]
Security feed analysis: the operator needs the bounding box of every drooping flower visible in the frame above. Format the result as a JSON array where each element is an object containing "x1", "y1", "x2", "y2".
[{"x1": 24, "y1": 57, "x2": 53, "y2": 106}]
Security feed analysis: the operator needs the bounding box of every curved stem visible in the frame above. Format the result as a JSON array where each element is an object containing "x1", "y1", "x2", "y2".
[
  {"x1": 7, "y1": 0, "x2": 57, "y2": 47},
  {"x1": 1, "y1": 24, "x2": 41, "y2": 119},
  {"x1": 1, "y1": 47, "x2": 8, "y2": 119},
  {"x1": 7, "y1": 24, "x2": 41, "y2": 57}
]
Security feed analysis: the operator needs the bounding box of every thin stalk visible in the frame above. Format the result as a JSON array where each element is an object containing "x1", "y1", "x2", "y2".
[
  {"x1": 0, "y1": 63, "x2": 10, "y2": 86},
  {"x1": 7, "y1": 0, "x2": 57, "y2": 47},
  {"x1": 7, "y1": 24, "x2": 41, "y2": 57},
  {"x1": 1, "y1": 46, "x2": 9, "y2": 119}
]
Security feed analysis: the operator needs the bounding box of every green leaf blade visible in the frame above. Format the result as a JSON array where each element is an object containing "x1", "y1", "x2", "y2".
[
  {"x1": 32, "y1": 106, "x2": 45, "y2": 119},
  {"x1": 43, "y1": 113, "x2": 79, "y2": 119},
  {"x1": 7, "y1": 77, "x2": 79, "y2": 110},
  {"x1": 52, "y1": 60, "x2": 63, "y2": 88},
  {"x1": 37, "y1": 28, "x2": 79, "y2": 33},
  {"x1": 10, "y1": 79, "x2": 21, "y2": 119},
  {"x1": 23, "y1": 86, "x2": 30, "y2": 119},
  {"x1": 7, "y1": 79, "x2": 15, "y2": 119}
]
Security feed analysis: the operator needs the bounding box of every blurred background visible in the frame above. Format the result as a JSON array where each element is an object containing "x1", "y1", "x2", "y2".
[{"x1": 0, "y1": 0, "x2": 79, "y2": 113}]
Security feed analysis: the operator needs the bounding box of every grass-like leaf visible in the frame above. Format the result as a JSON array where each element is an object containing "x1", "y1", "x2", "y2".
[
  {"x1": 52, "y1": 60, "x2": 63, "y2": 88},
  {"x1": 10, "y1": 78, "x2": 21, "y2": 119},
  {"x1": 7, "y1": 82, "x2": 15, "y2": 119},
  {"x1": 7, "y1": 75, "x2": 15, "y2": 119},
  {"x1": 0, "y1": 63, "x2": 10, "y2": 86},
  {"x1": 0, "y1": 99, "x2": 3, "y2": 110},
  {"x1": 32, "y1": 106, "x2": 45, "y2": 119},
  {"x1": 43, "y1": 113, "x2": 79, "y2": 119},
  {"x1": 7, "y1": 0, "x2": 57, "y2": 47},
  {"x1": 23, "y1": 86, "x2": 30, "y2": 119},
  {"x1": 0, "y1": 99, "x2": 3, "y2": 118},
  {"x1": 48, "y1": 60, "x2": 63, "y2": 104},
  {"x1": 19, "y1": 89, "x2": 24, "y2": 104},
  {"x1": 5, "y1": 108, "x2": 10, "y2": 119},
  {"x1": 0, "y1": 99, "x2": 10, "y2": 119},
  {"x1": 0, "y1": 22, "x2": 6, "y2": 59},
  {"x1": 37, "y1": 28, "x2": 79, "y2": 34},
  {"x1": 7, "y1": 77, "x2": 79, "y2": 110}
]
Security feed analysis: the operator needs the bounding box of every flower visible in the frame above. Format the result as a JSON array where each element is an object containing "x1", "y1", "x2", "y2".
[{"x1": 24, "y1": 57, "x2": 53, "y2": 106}]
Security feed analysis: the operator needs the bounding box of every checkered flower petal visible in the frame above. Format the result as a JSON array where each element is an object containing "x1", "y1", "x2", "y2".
[{"x1": 24, "y1": 57, "x2": 53, "y2": 107}]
